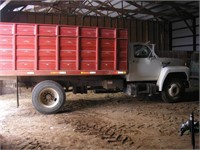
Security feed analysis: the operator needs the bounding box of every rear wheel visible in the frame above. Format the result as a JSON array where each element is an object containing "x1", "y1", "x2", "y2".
[
  {"x1": 32, "y1": 80, "x2": 66, "y2": 114},
  {"x1": 161, "y1": 78, "x2": 184, "y2": 103}
]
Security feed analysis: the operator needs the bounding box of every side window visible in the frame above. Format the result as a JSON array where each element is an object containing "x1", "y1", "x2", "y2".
[{"x1": 134, "y1": 45, "x2": 151, "y2": 58}]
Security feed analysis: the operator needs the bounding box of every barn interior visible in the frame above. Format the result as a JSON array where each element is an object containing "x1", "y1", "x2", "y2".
[{"x1": 0, "y1": 0, "x2": 199, "y2": 149}]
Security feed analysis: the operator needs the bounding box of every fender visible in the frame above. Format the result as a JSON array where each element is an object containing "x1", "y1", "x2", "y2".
[{"x1": 156, "y1": 66, "x2": 190, "y2": 91}]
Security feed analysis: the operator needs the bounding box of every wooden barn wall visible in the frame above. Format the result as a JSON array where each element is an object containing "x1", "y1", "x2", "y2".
[{"x1": 2, "y1": 12, "x2": 169, "y2": 51}]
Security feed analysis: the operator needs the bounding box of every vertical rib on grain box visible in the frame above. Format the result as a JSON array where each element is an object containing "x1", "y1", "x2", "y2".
[{"x1": 0, "y1": 22, "x2": 128, "y2": 76}]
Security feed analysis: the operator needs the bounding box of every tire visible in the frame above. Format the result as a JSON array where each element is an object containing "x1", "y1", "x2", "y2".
[
  {"x1": 161, "y1": 78, "x2": 184, "y2": 103},
  {"x1": 32, "y1": 80, "x2": 66, "y2": 114}
]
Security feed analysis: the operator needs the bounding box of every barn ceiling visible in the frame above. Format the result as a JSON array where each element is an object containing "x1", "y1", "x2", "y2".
[{"x1": 0, "y1": 0, "x2": 199, "y2": 21}]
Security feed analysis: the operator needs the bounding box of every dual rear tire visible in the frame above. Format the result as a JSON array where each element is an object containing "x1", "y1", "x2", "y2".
[{"x1": 32, "y1": 80, "x2": 66, "y2": 114}]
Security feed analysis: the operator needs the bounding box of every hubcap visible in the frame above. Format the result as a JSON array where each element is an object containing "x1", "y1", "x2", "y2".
[
  {"x1": 168, "y1": 83, "x2": 180, "y2": 97},
  {"x1": 39, "y1": 88, "x2": 59, "y2": 108}
]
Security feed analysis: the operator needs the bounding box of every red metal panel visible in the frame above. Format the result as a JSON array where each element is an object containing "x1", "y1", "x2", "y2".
[
  {"x1": 56, "y1": 25, "x2": 59, "y2": 70},
  {"x1": 39, "y1": 50, "x2": 56, "y2": 60},
  {"x1": 81, "y1": 51, "x2": 96, "y2": 61},
  {"x1": 13, "y1": 24, "x2": 16, "y2": 70},
  {"x1": 114, "y1": 29, "x2": 117, "y2": 70},
  {"x1": 96, "y1": 28, "x2": 99, "y2": 70},
  {"x1": 118, "y1": 51, "x2": 127, "y2": 61},
  {"x1": 0, "y1": 22, "x2": 128, "y2": 76},
  {"x1": 60, "y1": 61, "x2": 76, "y2": 70},
  {"x1": 118, "y1": 39, "x2": 128, "y2": 48},
  {"x1": 99, "y1": 38, "x2": 115, "y2": 70},
  {"x1": 39, "y1": 37, "x2": 56, "y2": 50},
  {"x1": 60, "y1": 26, "x2": 77, "y2": 36},
  {"x1": 0, "y1": 61, "x2": 13, "y2": 70},
  {"x1": 39, "y1": 61, "x2": 56, "y2": 70},
  {"x1": 80, "y1": 61, "x2": 96, "y2": 70},
  {"x1": 17, "y1": 50, "x2": 34, "y2": 60},
  {"x1": 35, "y1": 25, "x2": 38, "y2": 70},
  {"x1": 118, "y1": 29, "x2": 127, "y2": 38},
  {"x1": 60, "y1": 37, "x2": 77, "y2": 50},
  {"x1": 76, "y1": 27, "x2": 80, "y2": 70},
  {"x1": 99, "y1": 39, "x2": 114, "y2": 51},
  {"x1": 0, "y1": 36, "x2": 13, "y2": 49},
  {"x1": 0, "y1": 49, "x2": 12, "y2": 60},
  {"x1": 80, "y1": 27, "x2": 97, "y2": 37},
  {"x1": 118, "y1": 61, "x2": 127, "y2": 70},
  {"x1": 118, "y1": 39, "x2": 128, "y2": 70},
  {"x1": 80, "y1": 38, "x2": 96, "y2": 50},
  {"x1": 17, "y1": 61, "x2": 34, "y2": 70},
  {"x1": 0, "y1": 24, "x2": 13, "y2": 35},
  {"x1": 100, "y1": 62, "x2": 114, "y2": 70},
  {"x1": 99, "y1": 29, "x2": 115, "y2": 38},
  {"x1": 60, "y1": 50, "x2": 76, "y2": 61},
  {"x1": 16, "y1": 24, "x2": 35, "y2": 35},
  {"x1": 38, "y1": 25, "x2": 56, "y2": 36},
  {"x1": 16, "y1": 36, "x2": 35, "y2": 49},
  {"x1": 100, "y1": 51, "x2": 114, "y2": 61}
]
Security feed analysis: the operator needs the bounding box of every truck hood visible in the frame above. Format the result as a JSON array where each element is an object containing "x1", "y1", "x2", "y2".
[{"x1": 158, "y1": 57, "x2": 185, "y2": 66}]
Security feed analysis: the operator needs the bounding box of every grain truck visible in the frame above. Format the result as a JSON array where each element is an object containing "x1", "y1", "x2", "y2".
[{"x1": 0, "y1": 22, "x2": 190, "y2": 114}]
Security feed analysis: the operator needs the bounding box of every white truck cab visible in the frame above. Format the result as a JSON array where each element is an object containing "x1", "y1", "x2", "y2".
[{"x1": 126, "y1": 42, "x2": 190, "y2": 103}]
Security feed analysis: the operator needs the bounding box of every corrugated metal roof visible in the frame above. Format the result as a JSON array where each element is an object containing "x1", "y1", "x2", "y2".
[{"x1": 0, "y1": 0, "x2": 199, "y2": 21}]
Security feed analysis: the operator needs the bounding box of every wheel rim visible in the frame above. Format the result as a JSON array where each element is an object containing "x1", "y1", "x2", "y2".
[
  {"x1": 168, "y1": 83, "x2": 180, "y2": 97},
  {"x1": 38, "y1": 88, "x2": 60, "y2": 108}
]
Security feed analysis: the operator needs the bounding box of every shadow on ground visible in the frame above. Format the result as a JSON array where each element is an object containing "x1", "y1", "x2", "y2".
[{"x1": 60, "y1": 90, "x2": 199, "y2": 113}]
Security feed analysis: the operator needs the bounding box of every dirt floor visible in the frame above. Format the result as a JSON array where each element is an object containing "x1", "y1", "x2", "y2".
[{"x1": 0, "y1": 89, "x2": 199, "y2": 149}]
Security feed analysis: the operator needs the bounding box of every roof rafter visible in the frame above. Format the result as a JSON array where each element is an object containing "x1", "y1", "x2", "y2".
[
  {"x1": 0, "y1": 0, "x2": 198, "y2": 22},
  {"x1": 0, "y1": 0, "x2": 12, "y2": 11},
  {"x1": 126, "y1": 1, "x2": 164, "y2": 20},
  {"x1": 82, "y1": 0, "x2": 106, "y2": 17}
]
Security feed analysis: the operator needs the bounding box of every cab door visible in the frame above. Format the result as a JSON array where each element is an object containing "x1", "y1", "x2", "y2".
[{"x1": 126, "y1": 44, "x2": 162, "y2": 82}]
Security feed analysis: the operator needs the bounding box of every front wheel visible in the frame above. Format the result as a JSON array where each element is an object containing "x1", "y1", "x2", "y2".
[
  {"x1": 32, "y1": 80, "x2": 66, "y2": 114},
  {"x1": 161, "y1": 78, "x2": 185, "y2": 103}
]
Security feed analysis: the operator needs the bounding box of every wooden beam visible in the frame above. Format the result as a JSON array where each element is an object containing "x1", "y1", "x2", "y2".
[
  {"x1": 126, "y1": 1, "x2": 163, "y2": 20},
  {"x1": 11, "y1": 0, "x2": 54, "y2": 7},
  {"x1": 0, "y1": 0, "x2": 12, "y2": 11},
  {"x1": 82, "y1": 0, "x2": 106, "y2": 17},
  {"x1": 162, "y1": 1, "x2": 199, "y2": 11}
]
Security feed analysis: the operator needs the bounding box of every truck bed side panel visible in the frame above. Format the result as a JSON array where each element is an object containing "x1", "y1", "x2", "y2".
[{"x1": 0, "y1": 22, "x2": 128, "y2": 76}]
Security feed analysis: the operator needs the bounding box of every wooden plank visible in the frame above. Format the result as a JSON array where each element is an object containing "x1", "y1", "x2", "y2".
[
  {"x1": 35, "y1": 13, "x2": 44, "y2": 24},
  {"x1": 97, "y1": 17, "x2": 104, "y2": 27},
  {"x1": 44, "y1": 15, "x2": 52, "y2": 24},
  {"x1": 150, "y1": 21, "x2": 154, "y2": 43},
  {"x1": 104, "y1": 17, "x2": 111, "y2": 27},
  {"x1": 90, "y1": 17, "x2": 98, "y2": 26},
  {"x1": 27, "y1": 13, "x2": 35, "y2": 23},
  {"x1": 83, "y1": 17, "x2": 90, "y2": 26},
  {"x1": 68, "y1": 16, "x2": 76, "y2": 25},
  {"x1": 111, "y1": 18, "x2": 117, "y2": 28},
  {"x1": 53, "y1": 14, "x2": 60, "y2": 24},
  {"x1": 131, "y1": 20, "x2": 136, "y2": 42},
  {"x1": 117, "y1": 18, "x2": 124, "y2": 28},
  {"x1": 76, "y1": 16, "x2": 82, "y2": 26}
]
